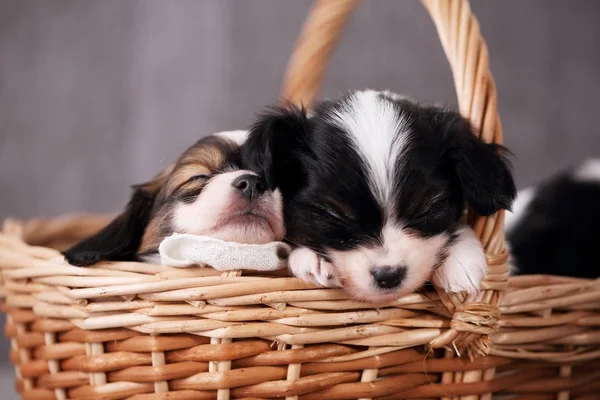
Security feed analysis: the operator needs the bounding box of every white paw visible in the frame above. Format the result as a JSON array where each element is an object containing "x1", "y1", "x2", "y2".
[
  {"x1": 433, "y1": 227, "x2": 486, "y2": 293},
  {"x1": 289, "y1": 247, "x2": 341, "y2": 287}
]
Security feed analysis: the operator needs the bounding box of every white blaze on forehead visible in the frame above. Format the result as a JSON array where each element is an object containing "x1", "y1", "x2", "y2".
[
  {"x1": 328, "y1": 90, "x2": 410, "y2": 210},
  {"x1": 215, "y1": 130, "x2": 248, "y2": 145}
]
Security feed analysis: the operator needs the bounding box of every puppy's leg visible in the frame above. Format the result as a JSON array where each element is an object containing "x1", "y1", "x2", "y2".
[
  {"x1": 289, "y1": 247, "x2": 341, "y2": 287},
  {"x1": 433, "y1": 226, "x2": 487, "y2": 293}
]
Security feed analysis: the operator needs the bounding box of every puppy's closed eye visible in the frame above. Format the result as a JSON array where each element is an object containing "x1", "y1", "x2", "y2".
[
  {"x1": 178, "y1": 173, "x2": 212, "y2": 188},
  {"x1": 322, "y1": 207, "x2": 345, "y2": 221},
  {"x1": 188, "y1": 173, "x2": 212, "y2": 182},
  {"x1": 321, "y1": 198, "x2": 357, "y2": 222},
  {"x1": 170, "y1": 174, "x2": 212, "y2": 198},
  {"x1": 406, "y1": 202, "x2": 457, "y2": 236}
]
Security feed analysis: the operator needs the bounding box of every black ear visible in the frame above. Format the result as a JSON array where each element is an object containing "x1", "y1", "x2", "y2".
[
  {"x1": 442, "y1": 112, "x2": 516, "y2": 216},
  {"x1": 241, "y1": 103, "x2": 310, "y2": 191},
  {"x1": 63, "y1": 173, "x2": 167, "y2": 266}
]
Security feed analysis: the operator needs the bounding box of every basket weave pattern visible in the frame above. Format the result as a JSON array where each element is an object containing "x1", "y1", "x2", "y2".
[{"x1": 1, "y1": 1, "x2": 599, "y2": 399}]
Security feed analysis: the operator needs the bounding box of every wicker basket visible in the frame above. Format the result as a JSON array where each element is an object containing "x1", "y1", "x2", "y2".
[{"x1": 2, "y1": 1, "x2": 599, "y2": 399}]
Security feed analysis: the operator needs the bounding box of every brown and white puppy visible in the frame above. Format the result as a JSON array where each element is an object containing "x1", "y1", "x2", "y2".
[{"x1": 64, "y1": 131, "x2": 285, "y2": 266}]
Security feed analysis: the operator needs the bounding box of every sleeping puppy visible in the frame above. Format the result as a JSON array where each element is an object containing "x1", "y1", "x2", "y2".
[
  {"x1": 506, "y1": 158, "x2": 600, "y2": 278},
  {"x1": 64, "y1": 131, "x2": 285, "y2": 266},
  {"x1": 242, "y1": 90, "x2": 516, "y2": 302}
]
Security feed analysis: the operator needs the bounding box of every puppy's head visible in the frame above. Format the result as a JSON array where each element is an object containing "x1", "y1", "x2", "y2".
[
  {"x1": 65, "y1": 131, "x2": 285, "y2": 266},
  {"x1": 242, "y1": 90, "x2": 515, "y2": 302}
]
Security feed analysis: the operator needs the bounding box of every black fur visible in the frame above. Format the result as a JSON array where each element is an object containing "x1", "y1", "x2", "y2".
[
  {"x1": 507, "y1": 173, "x2": 600, "y2": 279},
  {"x1": 63, "y1": 186, "x2": 156, "y2": 266},
  {"x1": 430, "y1": 109, "x2": 516, "y2": 217},
  {"x1": 242, "y1": 91, "x2": 516, "y2": 256},
  {"x1": 244, "y1": 104, "x2": 311, "y2": 192}
]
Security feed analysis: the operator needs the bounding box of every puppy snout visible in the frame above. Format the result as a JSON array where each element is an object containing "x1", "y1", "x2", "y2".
[
  {"x1": 232, "y1": 174, "x2": 266, "y2": 200},
  {"x1": 370, "y1": 266, "x2": 406, "y2": 290}
]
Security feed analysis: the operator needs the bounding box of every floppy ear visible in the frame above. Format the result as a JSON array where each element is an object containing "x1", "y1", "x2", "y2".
[
  {"x1": 241, "y1": 103, "x2": 310, "y2": 191},
  {"x1": 63, "y1": 168, "x2": 170, "y2": 266},
  {"x1": 442, "y1": 111, "x2": 516, "y2": 216}
]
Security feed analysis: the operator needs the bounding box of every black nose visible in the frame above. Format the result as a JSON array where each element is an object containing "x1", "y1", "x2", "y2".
[
  {"x1": 232, "y1": 174, "x2": 266, "y2": 200},
  {"x1": 370, "y1": 266, "x2": 406, "y2": 290}
]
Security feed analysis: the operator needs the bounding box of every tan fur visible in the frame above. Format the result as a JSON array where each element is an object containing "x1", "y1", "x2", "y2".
[
  {"x1": 137, "y1": 141, "x2": 235, "y2": 254},
  {"x1": 164, "y1": 145, "x2": 228, "y2": 195},
  {"x1": 139, "y1": 208, "x2": 170, "y2": 254}
]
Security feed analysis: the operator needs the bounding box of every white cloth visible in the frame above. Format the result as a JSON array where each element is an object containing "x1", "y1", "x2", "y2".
[{"x1": 158, "y1": 233, "x2": 291, "y2": 271}]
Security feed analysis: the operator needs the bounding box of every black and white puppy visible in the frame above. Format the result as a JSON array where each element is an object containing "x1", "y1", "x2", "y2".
[
  {"x1": 242, "y1": 90, "x2": 516, "y2": 302},
  {"x1": 506, "y1": 159, "x2": 600, "y2": 278},
  {"x1": 64, "y1": 131, "x2": 285, "y2": 266}
]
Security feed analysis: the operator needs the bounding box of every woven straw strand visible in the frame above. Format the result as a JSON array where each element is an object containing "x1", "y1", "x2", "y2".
[{"x1": 281, "y1": 0, "x2": 359, "y2": 108}]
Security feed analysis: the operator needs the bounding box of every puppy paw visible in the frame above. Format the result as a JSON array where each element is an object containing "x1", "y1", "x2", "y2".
[
  {"x1": 433, "y1": 227, "x2": 487, "y2": 293},
  {"x1": 63, "y1": 250, "x2": 101, "y2": 267},
  {"x1": 289, "y1": 247, "x2": 341, "y2": 287}
]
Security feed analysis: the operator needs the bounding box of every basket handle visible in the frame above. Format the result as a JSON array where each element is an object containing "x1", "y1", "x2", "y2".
[{"x1": 281, "y1": 0, "x2": 509, "y2": 356}]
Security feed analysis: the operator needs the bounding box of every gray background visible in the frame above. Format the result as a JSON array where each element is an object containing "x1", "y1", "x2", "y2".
[{"x1": 0, "y1": 0, "x2": 599, "y2": 395}]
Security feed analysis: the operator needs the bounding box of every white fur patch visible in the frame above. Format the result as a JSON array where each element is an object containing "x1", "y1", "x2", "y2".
[
  {"x1": 433, "y1": 226, "x2": 486, "y2": 293},
  {"x1": 504, "y1": 186, "x2": 536, "y2": 235},
  {"x1": 380, "y1": 90, "x2": 413, "y2": 102},
  {"x1": 288, "y1": 247, "x2": 341, "y2": 287},
  {"x1": 139, "y1": 253, "x2": 162, "y2": 265},
  {"x1": 215, "y1": 130, "x2": 248, "y2": 145},
  {"x1": 329, "y1": 90, "x2": 410, "y2": 212},
  {"x1": 573, "y1": 158, "x2": 600, "y2": 182}
]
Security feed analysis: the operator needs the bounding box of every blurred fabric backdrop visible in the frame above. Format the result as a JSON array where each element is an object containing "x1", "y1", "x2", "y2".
[{"x1": 0, "y1": 0, "x2": 599, "y2": 385}]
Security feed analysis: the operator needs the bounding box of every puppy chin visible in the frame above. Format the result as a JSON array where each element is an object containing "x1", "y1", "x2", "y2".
[
  {"x1": 240, "y1": 188, "x2": 286, "y2": 241},
  {"x1": 209, "y1": 219, "x2": 278, "y2": 244},
  {"x1": 214, "y1": 189, "x2": 285, "y2": 244},
  {"x1": 341, "y1": 276, "x2": 418, "y2": 304}
]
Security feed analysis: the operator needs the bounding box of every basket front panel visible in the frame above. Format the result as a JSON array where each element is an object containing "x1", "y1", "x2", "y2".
[{"x1": 1, "y1": 234, "x2": 599, "y2": 400}]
